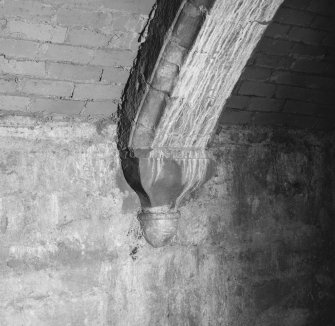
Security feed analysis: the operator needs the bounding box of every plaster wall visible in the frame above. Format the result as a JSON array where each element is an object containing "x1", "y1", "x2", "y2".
[{"x1": 0, "y1": 116, "x2": 334, "y2": 325}]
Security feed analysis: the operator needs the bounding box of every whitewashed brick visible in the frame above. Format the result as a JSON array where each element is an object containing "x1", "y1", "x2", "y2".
[
  {"x1": 2, "y1": 1, "x2": 55, "y2": 21},
  {"x1": 66, "y1": 28, "x2": 109, "y2": 48},
  {"x1": 0, "y1": 38, "x2": 40, "y2": 59},
  {"x1": 0, "y1": 95, "x2": 30, "y2": 111},
  {"x1": 73, "y1": 83, "x2": 123, "y2": 100},
  {"x1": 30, "y1": 98, "x2": 84, "y2": 114},
  {"x1": 20, "y1": 79, "x2": 74, "y2": 97},
  {"x1": 56, "y1": 8, "x2": 111, "y2": 29},
  {"x1": 108, "y1": 31, "x2": 138, "y2": 51},
  {"x1": 4, "y1": 20, "x2": 67, "y2": 43},
  {"x1": 0, "y1": 56, "x2": 45, "y2": 77},
  {"x1": 91, "y1": 49, "x2": 135, "y2": 67},
  {"x1": 83, "y1": 101, "x2": 118, "y2": 115},
  {"x1": 101, "y1": 67, "x2": 129, "y2": 84},
  {"x1": 46, "y1": 62, "x2": 102, "y2": 82},
  {"x1": 38, "y1": 44, "x2": 94, "y2": 64},
  {"x1": 0, "y1": 77, "x2": 19, "y2": 94}
]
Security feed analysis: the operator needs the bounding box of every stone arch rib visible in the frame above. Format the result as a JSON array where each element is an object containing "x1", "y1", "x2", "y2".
[{"x1": 118, "y1": 0, "x2": 284, "y2": 247}]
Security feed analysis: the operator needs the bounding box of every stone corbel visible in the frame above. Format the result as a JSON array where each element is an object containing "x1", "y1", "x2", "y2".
[
  {"x1": 120, "y1": 148, "x2": 211, "y2": 247},
  {"x1": 118, "y1": 0, "x2": 215, "y2": 247}
]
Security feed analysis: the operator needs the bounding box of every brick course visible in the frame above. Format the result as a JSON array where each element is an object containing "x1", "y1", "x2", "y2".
[
  {"x1": 20, "y1": 79, "x2": 74, "y2": 98},
  {"x1": 46, "y1": 62, "x2": 102, "y2": 82},
  {"x1": 0, "y1": 95, "x2": 30, "y2": 112},
  {"x1": 2, "y1": 20, "x2": 67, "y2": 43},
  {"x1": 29, "y1": 98, "x2": 84, "y2": 114},
  {"x1": 72, "y1": 84, "x2": 123, "y2": 101},
  {"x1": 0, "y1": 56, "x2": 46, "y2": 77}
]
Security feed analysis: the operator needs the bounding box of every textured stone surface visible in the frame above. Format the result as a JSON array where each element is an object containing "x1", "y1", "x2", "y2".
[
  {"x1": 151, "y1": 0, "x2": 284, "y2": 149},
  {"x1": 118, "y1": 0, "x2": 183, "y2": 151},
  {"x1": 0, "y1": 115, "x2": 334, "y2": 325}
]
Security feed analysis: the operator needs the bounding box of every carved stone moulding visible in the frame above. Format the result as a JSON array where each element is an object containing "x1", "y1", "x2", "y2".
[{"x1": 120, "y1": 149, "x2": 211, "y2": 247}]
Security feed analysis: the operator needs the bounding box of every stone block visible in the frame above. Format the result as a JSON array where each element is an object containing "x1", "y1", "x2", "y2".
[
  {"x1": 311, "y1": 15, "x2": 335, "y2": 32},
  {"x1": 29, "y1": 98, "x2": 84, "y2": 114},
  {"x1": 66, "y1": 28, "x2": 109, "y2": 48},
  {"x1": 111, "y1": 12, "x2": 147, "y2": 33},
  {"x1": 275, "y1": 85, "x2": 311, "y2": 101},
  {"x1": 0, "y1": 56, "x2": 46, "y2": 77},
  {"x1": 271, "y1": 71, "x2": 335, "y2": 90},
  {"x1": 0, "y1": 95, "x2": 30, "y2": 111},
  {"x1": 225, "y1": 95, "x2": 250, "y2": 110},
  {"x1": 39, "y1": 43, "x2": 94, "y2": 65},
  {"x1": 151, "y1": 59, "x2": 179, "y2": 93},
  {"x1": 239, "y1": 81, "x2": 276, "y2": 97},
  {"x1": 274, "y1": 8, "x2": 315, "y2": 26},
  {"x1": 172, "y1": 3, "x2": 204, "y2": 48},
  {"x1": 283, "y1": 0, "x2": 311, "y2": 10},
  {"x1": 0, "y1": 77, "x2": 19, "y2": 94},
  {"x1": 46, "y1": 62, "x2": 102, "y2": 82},
  {"x1": 56, "y1": 8, "x2": 111, "y2": 29},
  {"x1": 73, "y1": 83, "x2": 123, "y2": 100},
  {"x1": 257, "y1": 37, "x2": 293, "y2": 55},
  {"x1": 248, "y1": 97, "x2": 284, "y2": 112},
  {"x1": 83, "y1": 101, "x2": 118, "y2": 116},
  {"x1": 290, "y1": 59, "x2": 331, "y2": 75},
  {"x1": 92, "y1": 49, "x2": 136, "y2": 68},
  {"x1": 218, "y1": 108, "x2": 253, "y2": 125},
  {"x1": 307, "y1": 0, "x2": 334, "y2": 16},
  {"x1": 108, "y1": 31, "x2": 139, "y2": 51},
  {"x1": 2, "y1": 0, "x2": 55, "y2": 21},
  {"x1": 163, "y1": 42, "x2": 188, "y2": 67},
  {"x1": 135, "y1": 88, "x2": 167, "y2": 129},
  {"x1": 264, "y1": 23, "x2": 291, "y2": 39},
  {"x1": 322, "y1": 34, "x2": 335, "y2": 48},
  {"x1": 101, "y1": 0, "x2": 156, "y2": 14},
  {"x1": 290, "y1": 43, "x2": 327, "y2": 58},
  {"x1": 254, "y1": 54, "x2": 294, "y2": 69},
  {"x1": 288, "y1": 27, "x2": 327, "y2": 45},
  {"x1": 241, "y1": 66, "x2": 272, "y2": 81},
  {"x1": 4, "y1": 20, "x2": 67, "y2": 43},
  {"x1": 21, "y1": 79, "x2": 74, "y2": 98},
  {"x1": 283, "y1": 100, "x2": 319, "y2": 115},
  {"x1": 0, "y1": 38, "x2": 40, "y2": 59},
  {"x1": 101, "y1": 67, "x2": 129, "y2": 84}
]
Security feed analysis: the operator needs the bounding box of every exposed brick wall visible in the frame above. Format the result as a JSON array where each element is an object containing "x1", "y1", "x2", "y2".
[
  {"x1": 0, "y1": 0, "x2": 155, "y2": 116},
  {"x1": 220, "y1": 0, "x2": 335, "y2": 130}
]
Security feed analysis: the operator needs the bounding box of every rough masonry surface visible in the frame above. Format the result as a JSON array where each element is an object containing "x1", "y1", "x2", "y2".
[{"x1": 0, "y1": 114, "x2": 334, "y2": 325}]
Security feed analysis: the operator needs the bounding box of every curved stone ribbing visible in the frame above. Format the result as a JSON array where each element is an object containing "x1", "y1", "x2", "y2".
[
  {"x1": 152, "y1": 0, "x2": 284, "y2": 149},
  {"x1": 119, "y1": 0, "x2": 284, "y2": 247}
]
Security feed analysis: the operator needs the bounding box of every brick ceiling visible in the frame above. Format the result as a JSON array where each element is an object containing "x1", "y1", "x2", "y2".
[
  {"x1": 219, "y1": 0, "x2": 335, "y2": 130},
  {"x1": 0, "y1": 0, "x2": 156, "y2": 116},
  {"x1": 0, "y1": 0, "x2": 334, "y2": 132}
]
